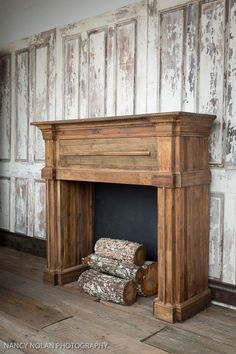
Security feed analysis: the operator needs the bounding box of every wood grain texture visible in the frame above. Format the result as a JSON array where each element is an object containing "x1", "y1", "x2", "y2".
[{"x1": 33, "y1": 112, "x2": 214, "y2": 322}]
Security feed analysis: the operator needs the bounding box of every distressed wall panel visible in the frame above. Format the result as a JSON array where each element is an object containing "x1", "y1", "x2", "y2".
[
  {"x1": 0, "y1": 178, "x2": 10, "y2": 230},
  {"x1": 107, "y1": 26, "x2": 116, "y2": 116},
  {"x1": 15, "y1": 178, "x2": 28, "y2": 234},
  {"x1": 0, "y1": 54, "x2": 11, "y2": 160},
  {"x1": 116, "y1": 21, "x2": 136, "y2": 115},
  {"x1": 209, "y1": 194, "x2": 224, "y2": 280},
  {"x1": 35, "y1": 45, "x2": 48, "y2": 161},
  {"x1": 79, "y1": 32, "x2": 89, "y2": 118},
  {"x1": 147, "y1": 0, "x2": 159, "y2": 112},
  {"x1": 88, "y1": 30, "x2": 106, "y2": 117},
  {"x1": 222, "y1": 193, "x2": 236, "y2": 284},
  {"x1": 199, "y1": 0, "x2": 225, "y2": 165},
  {"x1": 160, "y1": 9, "x2": 184, "y2": 111},
  {"x1": 64, "y1": 36, "x2": 80, "y2": 119},
  {"x1": 16, "y1": 50, "x2": 29, "y2": 161},
  {"x1": 226, "y1": 0, "x2": 236, "y2": 168},
  {"x1": 34, "y1": 181, "x2": 46, "y2": 238},
  {"x1": 183, "y1": 3, "x2": 198, "y2": 112}
]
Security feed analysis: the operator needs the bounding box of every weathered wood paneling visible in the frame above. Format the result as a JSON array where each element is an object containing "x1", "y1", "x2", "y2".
[
  {"x1": 0, "y1": 178, "x2": 10, "y2": 230},
  {"x1": 226, "y1": 0, "x2": 236, "y2": 168},
  {"x1": 222, "y1": 192, "x2": 236, "y2": 284},
  {"x1": 88, "y1": 30, "x2": 106, "y2": 117},
  {"x1": 15, "y1": 178, "x2": 28, "y2": 234},
  {"x1": 209, "y1": 194, "x2": 224, "y2": 280},
  {"x1": 147, "y1": 0, "x2": 159, "y2": 112},
  {"x1": 199, "y1": 0, "x2": 225, "y2": 165},
  {"x1": 34, "y1": 181, "x2": 46, "y2": 238},
  {"x1": 16, "y1": 50, "x2": 29, "y2": 161},
  {"x1": 79, "y1": 32, "x2": 89, "y2": 118},
  {"x1": 184, "y1": 3, "x2": 198, "y2": 112},
  {"x1": 116, "y1": 21, "x2": 136, "y2": 115},
  {"x1": 35, "y1": 45, "x2": 48, "y2": 161},
  {"x1": 0, "y1": 54, "x2": 11, "y2": 160},
  {"x1": 160, "y1": 9, "x2": 184, "y2": 111},
  {"x1": 64, "y1": 36, "x2": 80, "y2": 119}
]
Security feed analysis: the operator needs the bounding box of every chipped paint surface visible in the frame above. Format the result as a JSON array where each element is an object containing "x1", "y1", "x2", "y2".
[
  {"x1": 0, "y1": 178, "x2": 10, "y2": 230},
  {"x1": 160, "y1": 9, "x2": 184, "y2": 111},
  {"x1": 35, "y1": 45, "x2": 48, "y2": 161},
  {"x1": 209, "y1": 194, "x2": 224, "y2": 279},
  {"x1": 34, "y1": 181, "x2": 46, "y2": 238},
  {"x1": 64, "y1": 37, "x2": 79, "y2": 119},
  {"x1": 222, "y1": 193, "x2": 236, "y2": 284},
  {"x1": 0, "y1": 0, "x2": 236, "y2": 286},
  {"x1": 15, "y1": 178, "x2": 28, "y2": 234},
  {"x1": 116, "y1": 21, "x2": 136, "y2": 115},
  {"x1": 89, "y1": 31, "x2": 106, "y2": 117},
  {"x1": 16, "y1": 50, "x2": 29, "y2": 161},
  {"x1": 79, "y1": 32, "x2": 89, "y2": 118},
  {"x1": 199, "y1": 0, "x2": 225, "y2": 164},
  {"x1": 226, "y1": 0, "x2": 236, "y2": 168},
  {"x1": 184, "y1": 3, "x2": 198, "y2": 112},
  {"x1": 0, "y1": 55, "x2": 11, "y2": 160}
]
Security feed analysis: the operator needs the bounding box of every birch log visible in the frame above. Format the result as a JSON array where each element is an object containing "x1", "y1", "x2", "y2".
[
  {"x1": 94, "y1": 238, "x2": 146, "y2": 266},
  {"x1": 78, "y1": 269, "x2": 137, "y2": 305},
  {"x1": 82, "y1": 253, "x2": 143, "y2": 283},
  {"x1": 137, "y1": 261, "x2": 158, "y2": 296}
]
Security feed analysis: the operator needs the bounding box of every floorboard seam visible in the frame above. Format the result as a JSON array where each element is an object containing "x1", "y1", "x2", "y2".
[{"x1": 40, "y1": 315, "x2": 74, "y2": 330}]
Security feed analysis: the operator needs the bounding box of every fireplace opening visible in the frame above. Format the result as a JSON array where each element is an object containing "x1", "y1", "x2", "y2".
[{"x1": 93, "y1": 183, "x2": 157, "y2": 261}]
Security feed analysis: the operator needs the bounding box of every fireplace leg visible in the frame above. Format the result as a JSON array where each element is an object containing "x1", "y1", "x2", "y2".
[
  {"x1": 44, "y1": 180, "x2": 93, "y2": 285},
  {"x1": 154, "y1": 187, "x2": 211, "y2": 323}
]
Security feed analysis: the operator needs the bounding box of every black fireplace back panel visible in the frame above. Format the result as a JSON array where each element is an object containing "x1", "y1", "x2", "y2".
[{"x1": 93, "y1": 183, "x2": 157, "y2": 261}]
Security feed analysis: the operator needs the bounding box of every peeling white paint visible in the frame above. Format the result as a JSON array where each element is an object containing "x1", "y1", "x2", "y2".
[{"x1": 0, "y1": 0, "x2": 236, "y2": 287}]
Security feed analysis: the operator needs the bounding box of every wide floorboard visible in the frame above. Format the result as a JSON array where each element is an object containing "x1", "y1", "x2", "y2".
[{"x1": 0, "y1": 247, "x2": 235, "y2": 354}]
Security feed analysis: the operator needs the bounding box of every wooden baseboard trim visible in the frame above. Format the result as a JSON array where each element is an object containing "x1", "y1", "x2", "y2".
[
  {"x1": 153, "y1": 289, "x2": 211, "y2": 323},
  {"x1": 43, "y1": 265, "x2": 89, "y2": 285},
  {"x1": 209, "y1": 279, "x2": 236, "y2": 307},
  {"x1": 0, "y1": 229, "x2": 46, "y2": 258}
]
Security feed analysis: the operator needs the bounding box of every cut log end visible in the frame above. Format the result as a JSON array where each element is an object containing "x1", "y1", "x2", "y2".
[
  {"x1": 135, "y1": 268, "x2": 144, "y2": 283},
  {"x1": 123, "y1": 281, "x2": 137, "y2": 305},
  {"x1": 133, "y1": 245, "x2": 146, "y2": 266},
  {"x1": 139, "y1": 261, "x2": 158, "y2": 296}
]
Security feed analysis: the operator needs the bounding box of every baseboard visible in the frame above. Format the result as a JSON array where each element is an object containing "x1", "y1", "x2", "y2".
[
  {"x1": 0, "y1": 229, "x2": 46, "y2": 258},
  {"x1": 209, "y1": 279, "x2": 236, "y2": 307}
]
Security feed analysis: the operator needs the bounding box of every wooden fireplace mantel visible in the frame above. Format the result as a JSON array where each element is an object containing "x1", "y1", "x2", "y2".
[{"x1": 32, "y1": 112, "x2": 215, "y2": 323}]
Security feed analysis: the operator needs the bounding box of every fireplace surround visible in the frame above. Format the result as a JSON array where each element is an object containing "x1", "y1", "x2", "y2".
[{"x1": 33, "y1": 112, "x2": 214, "y2": 323}]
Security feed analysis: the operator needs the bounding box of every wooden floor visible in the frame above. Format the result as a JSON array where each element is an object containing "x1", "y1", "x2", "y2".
[{"x1": 0, "y1": 247, "x2": 236, "y2": 354}]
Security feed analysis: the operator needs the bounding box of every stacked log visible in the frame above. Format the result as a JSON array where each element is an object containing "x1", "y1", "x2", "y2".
[
  {"x1": 137, "y1": 261, "x2": 158, "y2": 296},
  {"x1": 78, "y1": 237, "x2": 158, "y2": 305},
  {"x1": 94, "y1": 238, "x2": 146, "y2": 266},
  {"x1": 82, "y1": 253, "x2": 143, "y2": 283},
  {"x1": 78, "y1": 269, "x2": 137, "y2": 305}
]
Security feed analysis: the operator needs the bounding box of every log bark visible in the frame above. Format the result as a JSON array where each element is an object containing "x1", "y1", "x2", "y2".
[
  {"x1": 78, "y1": 269, "x2": 136, "y2": 305},
  {"x1": 137, "y1": 261, "x2": 158, "y2": 296},
  {"x1": 94, "y1": 238, "x2": 146, "y2": 266},
  {"x1": 82, "y1": 253, "x2": 143, "y2": 283}
]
